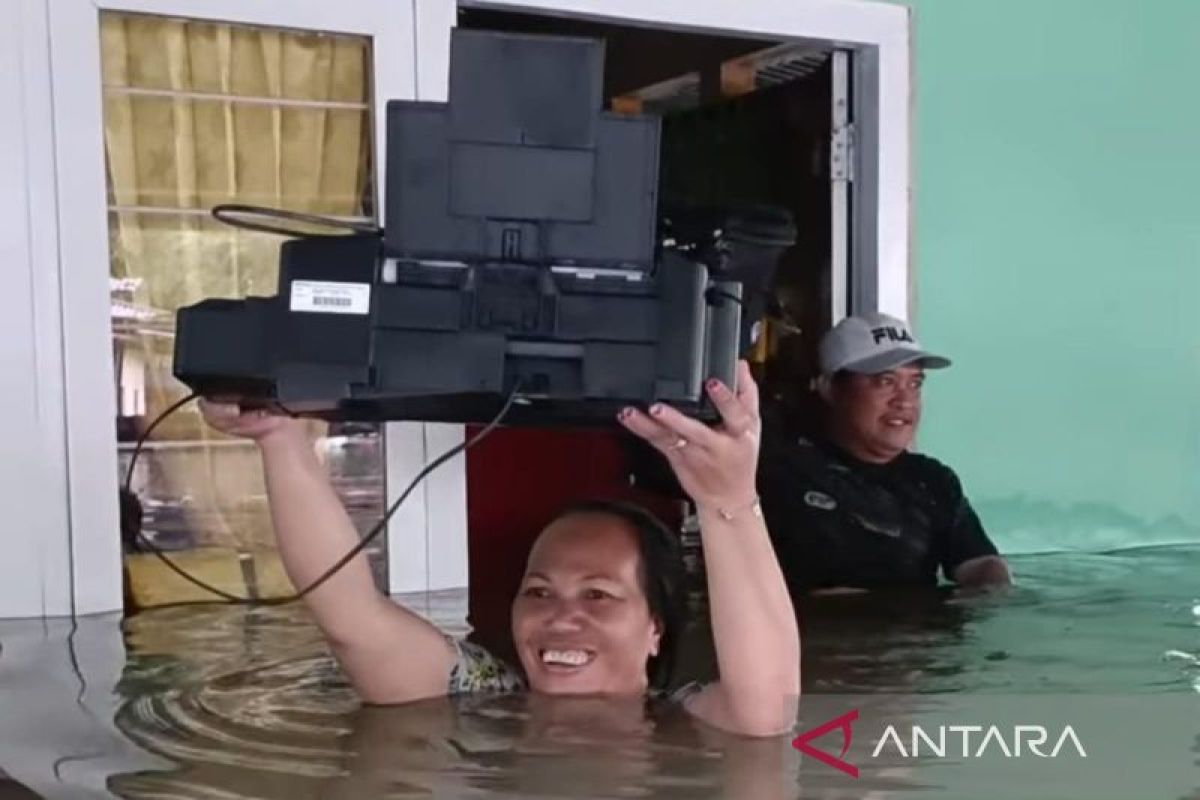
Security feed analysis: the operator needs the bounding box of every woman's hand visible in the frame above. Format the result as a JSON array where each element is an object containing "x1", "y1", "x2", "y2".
[
  {"x1": 617, "y1": 360, "x2": 761, "y2": 513},
  {"x1": 198, "y1": 398, "x2": 304, "y2": 445},
  {"x1": 620, "y1": 362, "x2": 798, "y2": 737}
]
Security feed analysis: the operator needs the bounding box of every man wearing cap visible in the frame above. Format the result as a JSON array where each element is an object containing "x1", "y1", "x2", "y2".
[{"x1": 757, "y1": 312, "x2": 1010, "y2": 597}]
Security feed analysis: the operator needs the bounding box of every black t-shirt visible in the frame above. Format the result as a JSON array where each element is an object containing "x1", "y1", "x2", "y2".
[{"x1": 757, "y1": 424, "x2": 998, "y2": 595}]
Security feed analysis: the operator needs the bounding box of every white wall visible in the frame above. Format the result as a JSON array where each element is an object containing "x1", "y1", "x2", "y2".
[
  {"x1": 0, "y1": 0, "x2": 74, "y2": 618},
  {"x1": 0, "y1": 615, "x2": 168, "y2": 796}
]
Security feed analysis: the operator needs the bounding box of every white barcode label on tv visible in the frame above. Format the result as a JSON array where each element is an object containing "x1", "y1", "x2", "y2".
[{"x1": 289, "y1": 280, "x2": 371, "y2": 315}]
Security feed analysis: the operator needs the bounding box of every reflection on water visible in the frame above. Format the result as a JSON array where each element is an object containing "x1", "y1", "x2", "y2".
[
  {"x1": 110, "y1": 690, "x2": 804, "y2": 799},
  {"x1": 0, "y1": 547, "x2": 1198, "y2": 798}
]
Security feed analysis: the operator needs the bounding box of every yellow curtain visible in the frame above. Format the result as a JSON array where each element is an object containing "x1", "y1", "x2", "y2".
[{"x1": 101, "y1": 13, "x2": 373, "y2": 598}]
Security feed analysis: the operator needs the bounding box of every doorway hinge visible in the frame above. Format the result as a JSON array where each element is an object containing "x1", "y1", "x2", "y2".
[{"x1": 831, "y1": 122, "x2": 855, "y2": 182}]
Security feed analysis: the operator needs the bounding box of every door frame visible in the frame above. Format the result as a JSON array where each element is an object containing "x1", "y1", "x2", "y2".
[{"x1": 409, "y1": 0, "x2": 912, "y2": 596}]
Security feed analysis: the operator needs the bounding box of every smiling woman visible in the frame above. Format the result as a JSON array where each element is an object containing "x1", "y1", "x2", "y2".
[
  {"x1": 510, "y1": 501, "x2": 686, "y2": 695},
  {"x1": 443, "y1": 501, "x2": 684, "y2": 697},
  {"x1": 198, "y1": 361, "x2": 800, "y2": 737}
]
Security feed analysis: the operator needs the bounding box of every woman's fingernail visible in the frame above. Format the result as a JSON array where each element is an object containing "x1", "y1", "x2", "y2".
[
  {"x1": 650, "y1": 404, "x2": 664, "y2": 416},
  {"x1": 618, "y1": 407, "x2": 632, "y2": 420},
  {"x1": 707, "y1": 378, "x2": 724, "y2": 392}
]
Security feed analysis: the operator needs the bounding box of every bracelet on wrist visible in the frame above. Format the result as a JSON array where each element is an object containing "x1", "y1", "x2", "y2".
[{"x1": 698, "y1": 496, "x2": 762, "y2": 522}]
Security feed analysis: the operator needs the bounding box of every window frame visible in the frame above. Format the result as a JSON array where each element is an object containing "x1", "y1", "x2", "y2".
[{"x1": 46, "y1": 0, "x2": 417, "y2": 614}]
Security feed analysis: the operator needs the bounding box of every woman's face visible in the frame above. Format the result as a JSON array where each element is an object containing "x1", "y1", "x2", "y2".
[{"x1": 511, "y1": 512, "x2": 661, "y2": 695}]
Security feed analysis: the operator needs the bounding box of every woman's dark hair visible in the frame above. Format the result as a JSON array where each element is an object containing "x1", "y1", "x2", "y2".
[{"x1": 548, "y1": 499, "x2": 688, "y2": 691}]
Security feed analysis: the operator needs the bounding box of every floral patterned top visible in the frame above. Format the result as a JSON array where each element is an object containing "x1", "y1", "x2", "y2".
[
  {"x1": 445, "y1": 637, "x2": 703, "y2": 704},
  {"x1": 447, "y1": 638, "x2": 526, "y2": 694}
]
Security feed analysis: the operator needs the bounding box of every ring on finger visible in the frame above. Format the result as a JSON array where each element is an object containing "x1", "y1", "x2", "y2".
[{"x1": 667, "y1": 437, "x2": 689, "y2": 451}]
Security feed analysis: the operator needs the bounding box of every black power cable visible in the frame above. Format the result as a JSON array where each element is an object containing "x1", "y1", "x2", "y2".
[
  {"x1": 122, "y1": 387, "x2": 522, "y2": 607},
  {"x1": 210, "y1": 204, "x2": 382, "y2": 239}
]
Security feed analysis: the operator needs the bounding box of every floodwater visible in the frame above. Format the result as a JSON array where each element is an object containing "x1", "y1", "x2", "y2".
[{"x1": 1, "y1": 546, "x2": 1197, "y2": 799}]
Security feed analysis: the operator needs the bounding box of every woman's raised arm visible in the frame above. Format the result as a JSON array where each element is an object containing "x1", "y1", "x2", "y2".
[
  {"x1": 201, "y1": 401, "x2": 456, "y2": 704},
  {"x1": 618, "y1": 362, "x2": 800, "y2": 736}
]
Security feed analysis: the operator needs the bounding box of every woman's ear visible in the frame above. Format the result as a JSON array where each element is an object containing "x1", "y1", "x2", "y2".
[{"x1": 649, "y1": 616, "x2": 663, "y2": 657}]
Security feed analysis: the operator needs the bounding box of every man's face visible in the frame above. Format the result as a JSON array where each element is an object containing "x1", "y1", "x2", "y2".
[{"x1": 828, "y1": 364, "x2": 925, "y2": 463}]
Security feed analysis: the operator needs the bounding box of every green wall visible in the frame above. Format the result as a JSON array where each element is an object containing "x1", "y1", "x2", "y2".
[{"x1": 894, "y1": 0, "x2": 1200, "y2": 552}]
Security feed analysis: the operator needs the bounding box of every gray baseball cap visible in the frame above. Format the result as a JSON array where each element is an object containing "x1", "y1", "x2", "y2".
[{"x1": 818, "y1": 312, "x2": 952, "y2": 375}]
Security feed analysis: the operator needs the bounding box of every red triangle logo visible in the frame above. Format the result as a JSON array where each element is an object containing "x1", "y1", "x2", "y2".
[{"x1": 791, "y1": 709, "x2": 859, "y2": 778}]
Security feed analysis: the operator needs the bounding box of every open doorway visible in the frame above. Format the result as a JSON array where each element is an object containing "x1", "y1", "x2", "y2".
[{"x1": 458, "y1": 7, "x2": 843, "y2": 650}]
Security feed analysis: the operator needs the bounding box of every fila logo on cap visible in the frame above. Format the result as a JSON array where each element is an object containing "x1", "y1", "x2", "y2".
[
  {"x1": 818, "y1": 312, "x2": 952, "y2": 375},
  {"x1": 870, "y1": 326, "x2": 914, "y2": 346}
]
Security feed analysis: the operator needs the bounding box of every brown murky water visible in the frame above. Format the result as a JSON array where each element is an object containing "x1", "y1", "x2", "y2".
[{"x1": 1, "y1": 546, "x2": 1198, "y2": 799}]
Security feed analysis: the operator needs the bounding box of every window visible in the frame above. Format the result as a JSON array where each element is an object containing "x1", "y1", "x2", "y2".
[{"x1": 103, "y1": 12, "x2": 386, "y2": 604}]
